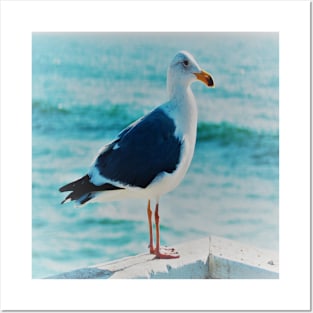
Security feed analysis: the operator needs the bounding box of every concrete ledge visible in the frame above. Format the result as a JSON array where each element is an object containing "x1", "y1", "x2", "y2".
[
  {"x1": 208, "y1": 236, "x2": 278, "y2": 279},
  {"x1": 46, "y1": 236, "x2": 279, "y2": 279}
]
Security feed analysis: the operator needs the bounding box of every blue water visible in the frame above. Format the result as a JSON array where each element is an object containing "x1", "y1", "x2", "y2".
[{"x1": 32, "y1": 33, "x2": 279, "y2": 278}]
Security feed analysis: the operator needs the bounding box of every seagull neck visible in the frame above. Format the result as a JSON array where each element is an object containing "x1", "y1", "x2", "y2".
[
  {"x1": 167, "y1": 83, "x2": 194, "y2": 104},
  {"x1": 166, "y1": 85, "x2": 198, "y2": 128}
]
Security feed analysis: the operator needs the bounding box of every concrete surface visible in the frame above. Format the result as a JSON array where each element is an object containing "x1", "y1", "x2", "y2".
[{"x1": 46, "y1": 236, "x2": 279, "y2": 279}]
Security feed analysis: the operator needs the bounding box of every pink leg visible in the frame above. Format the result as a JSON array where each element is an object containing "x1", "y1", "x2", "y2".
[
  {"x1": 147, "y1": 200, "x2": 155, "y2": 254},
  {"x1": 154, "y1": 201, "x2": 179, "y2": 259}
]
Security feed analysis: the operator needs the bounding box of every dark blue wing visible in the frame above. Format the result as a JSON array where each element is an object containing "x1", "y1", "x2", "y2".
[{"x1": 94, "y1": 108, "x2": 182, "y2": 188}]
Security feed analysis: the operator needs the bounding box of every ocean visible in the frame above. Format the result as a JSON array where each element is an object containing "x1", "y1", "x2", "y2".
[{"x1": 32, "y1": 32, "x2": 279, "y2": 278}]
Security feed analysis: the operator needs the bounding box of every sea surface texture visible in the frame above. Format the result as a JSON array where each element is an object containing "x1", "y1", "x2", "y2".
[{"x1": 32, "y1": 33, "x2": 279, "y2": 278}]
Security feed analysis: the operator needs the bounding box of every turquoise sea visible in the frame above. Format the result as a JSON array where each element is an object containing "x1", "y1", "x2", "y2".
[{"x1": 32, "y1": 33, "x2": 279, "y2": 278}]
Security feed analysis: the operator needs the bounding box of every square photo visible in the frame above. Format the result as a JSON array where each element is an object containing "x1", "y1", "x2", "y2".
[{"x1": 32, "y1": 32, "x2": 279, "y2": 279}]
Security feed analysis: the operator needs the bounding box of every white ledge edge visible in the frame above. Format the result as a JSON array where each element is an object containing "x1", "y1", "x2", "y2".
[{"x1": 46, "y1": 236, "x2": 279, "y2": 279}]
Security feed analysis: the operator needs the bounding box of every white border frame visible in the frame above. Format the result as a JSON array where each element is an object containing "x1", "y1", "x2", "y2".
[{"x1": 1, "y1": 0, "x2": 311, "y2": 311}]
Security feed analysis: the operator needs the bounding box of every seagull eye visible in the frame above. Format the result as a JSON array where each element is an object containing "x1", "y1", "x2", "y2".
[{"x1": 183, "y1": 59, "x2": 189, "y2": 67}]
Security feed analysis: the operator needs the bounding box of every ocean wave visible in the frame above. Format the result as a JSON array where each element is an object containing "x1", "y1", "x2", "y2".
[
  {"x1": 197, "y1": 121, "x2": 278, "y2": 147},
  {"x1": 32, "y1": 100, "x2": 139, "y2": 138},
  {"x1": 33, "y1": 100, "x2": 278, "y2": 149}
]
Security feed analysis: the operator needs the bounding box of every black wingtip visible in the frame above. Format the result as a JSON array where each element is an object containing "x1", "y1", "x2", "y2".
[
  {"x1": 59, "y1": 175, "x2": 124, "y2": 206},
  {"x1": 60, "y1": 193, "x2": 72, "y2": 204}
]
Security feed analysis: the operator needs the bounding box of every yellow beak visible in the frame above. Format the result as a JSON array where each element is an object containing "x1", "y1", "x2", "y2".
[{"x1": 194, "y1": 70, "x2": 214, "y2": 87}]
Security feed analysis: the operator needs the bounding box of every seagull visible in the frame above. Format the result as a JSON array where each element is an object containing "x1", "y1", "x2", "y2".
[{"x1": 59, "y1": 51, "x2": 214, "y2": 259}]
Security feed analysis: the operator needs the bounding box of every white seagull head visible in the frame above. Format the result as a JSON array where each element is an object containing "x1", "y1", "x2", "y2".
[{"x1": 167, "y1": 50, "x2": 214, "y2": 98}]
